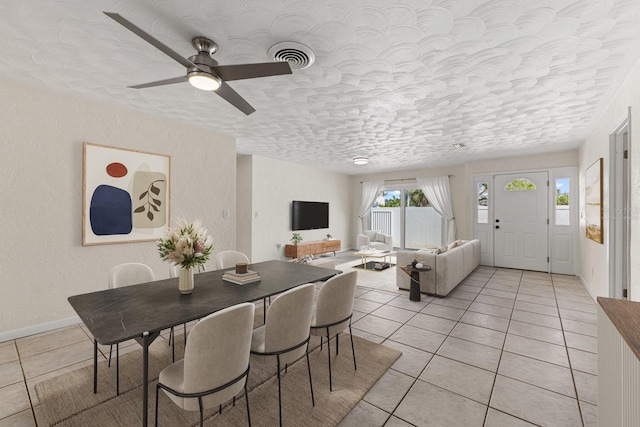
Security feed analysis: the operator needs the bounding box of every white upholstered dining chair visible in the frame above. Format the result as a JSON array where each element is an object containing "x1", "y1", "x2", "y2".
[
  {"x1": 215, "y1": 250, "x2": 250, "y2": 269},
  {"x1": 250, "y1": 283, "x2": 315, "y2": 427},
  {"x1": 309, "y1": 270, "x2": 358, "y2": 391},
  {"x1": 215, "y1": 250, "x2": 270, "y2": 324},
  {"x1": 107, "y1": 262, "x2": 155, "y2": 395},
  {"x1": 155, "y1": 302, "x2": 255, "y2": 427},
  {"x1": 110, "y1": 262, "x2": 155, "y2": 289}
]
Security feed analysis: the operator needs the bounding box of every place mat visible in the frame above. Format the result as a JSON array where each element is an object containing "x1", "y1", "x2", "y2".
[{"x1": 36, "y1": 334, "x2": 400, "y2": 426}]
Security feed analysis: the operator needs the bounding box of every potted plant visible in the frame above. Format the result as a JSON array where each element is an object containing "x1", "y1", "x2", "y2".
[{"x1": 290, "y1": 232, "x2": 303, "y2": 245}]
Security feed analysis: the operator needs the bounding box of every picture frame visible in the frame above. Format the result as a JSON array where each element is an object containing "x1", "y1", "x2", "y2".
[
  {"x1": 585, "y1": 157, "x2": 603, "y2": 244},
  {"x1": 83, "y1": 142, "x2": 171, "y2": 245}
]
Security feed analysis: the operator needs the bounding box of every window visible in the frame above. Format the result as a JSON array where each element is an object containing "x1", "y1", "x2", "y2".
[
  {"x1": 555, "y1": 178, "x2": 570, "y2": 225},
  {"x1": 504, "y1": 178, "x2": 536, "y2": 191},
  {"x1": 477, "y1": 182, "x2": 488, "y2": 224}
]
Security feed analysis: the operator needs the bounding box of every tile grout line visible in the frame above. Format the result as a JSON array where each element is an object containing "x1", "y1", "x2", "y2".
[
  {"x1": 552, "y1": 274, "x2": 586, "y2": 427},
  {"x1": 13, "y1": 338, "x2": 40, "y2": 426},
  {"x1": 481, "y1": 268, "x2": 521, "y2": 426}
]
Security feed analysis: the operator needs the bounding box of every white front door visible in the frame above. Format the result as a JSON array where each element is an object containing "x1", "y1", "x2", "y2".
[{"x1": 494, "y1": 172, "x2": 549, "y2": 272}]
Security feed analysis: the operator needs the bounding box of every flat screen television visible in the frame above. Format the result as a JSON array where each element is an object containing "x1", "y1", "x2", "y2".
[{"x1": 291, "y1": 201, "x2": 329, "y2": 231}]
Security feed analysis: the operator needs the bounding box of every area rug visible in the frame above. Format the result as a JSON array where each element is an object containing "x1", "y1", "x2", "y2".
[
  {"x1": 36, "y1": 334, "x2": 400, "y2": 426},
  {"x1": 353, "y1": 261, "x2": 396, "y2": 271}
]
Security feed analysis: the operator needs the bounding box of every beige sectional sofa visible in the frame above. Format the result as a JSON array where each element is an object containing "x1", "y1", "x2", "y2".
[{"x1": 396, "y1": 239, "x2": 481, "y2": 296}]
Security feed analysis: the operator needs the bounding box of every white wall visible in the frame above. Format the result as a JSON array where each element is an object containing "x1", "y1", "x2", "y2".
[
  {"x1": 242, "y1": 155, "x2": 353, "y2": 262},
  {"x1": 353, "y1": 150, "x2": 578, "y2": 250},
  {"x1": 0, "y1": 78, "x2": 237, "y2": 339},
  {"x1": 236, "y1": 155, "x2": 253, "y2": 258},
  {"x1": 579, "y1": 56, "x2": 640, "y2": 302}
]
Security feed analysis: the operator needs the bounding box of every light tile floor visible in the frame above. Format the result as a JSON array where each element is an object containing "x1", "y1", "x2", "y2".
[{"x1": 0, "y1": 261, "x2": 597, "y2": 426}]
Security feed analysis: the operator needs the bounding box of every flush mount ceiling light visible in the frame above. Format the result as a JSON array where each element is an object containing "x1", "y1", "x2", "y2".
[
  {"x1": 187, "y1": 71, "x2": 222, "y2": 91},
  {"x1": 453, "y1": 143, "x2": 466, "y2": 149},
  {"x1": 353, "y1": 157, "x2": 369, "y2": 165}
]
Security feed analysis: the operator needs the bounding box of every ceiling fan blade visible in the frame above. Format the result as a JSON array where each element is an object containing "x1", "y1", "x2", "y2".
[
  {"x1": 104, "y1": 12, "x2": 196, "y2": 70},
  {"x1": 215, "y1": 82, "x2": 255, "y2": 115},
  {"x1": 128, "y1": 76, "x2": 187, "y2": 89},
  {"x1": 212, "y1": 61, "x2": 292, "y2": 82}
]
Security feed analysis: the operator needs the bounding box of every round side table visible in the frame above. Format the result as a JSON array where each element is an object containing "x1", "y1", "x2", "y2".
[{"x1": 400, "y1": 265, "x2": 432, "y2": 301}]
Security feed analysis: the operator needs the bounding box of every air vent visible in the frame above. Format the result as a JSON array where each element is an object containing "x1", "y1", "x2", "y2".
[{"x1": 268, "y1": 42, "x2": 315, "y2": 70}]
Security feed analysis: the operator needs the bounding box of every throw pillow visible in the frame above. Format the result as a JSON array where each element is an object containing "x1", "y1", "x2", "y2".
[
  {"x1": 431, "y1": 245, "x2": 450, "y2": 254},
  {"x1": 447, "y1": 241, "x2": 458, "y2": 250},
  {"x1": 374, "y1": 232, "x2": 387, "y2": 243},
  {"x1": 455, "y1": 239, "x2": 467, "y2": 246}
]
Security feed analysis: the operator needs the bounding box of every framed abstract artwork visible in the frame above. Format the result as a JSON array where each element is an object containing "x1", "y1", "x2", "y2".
[
  {"x1": 585, "y1": 158, "x2": 603, "y2": 244},
  {"x1": 83, "y1": 142, "x2": 171, "y2": 245}
]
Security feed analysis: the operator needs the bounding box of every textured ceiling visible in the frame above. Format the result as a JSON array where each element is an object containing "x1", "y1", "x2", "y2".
[{"x1": 2, "y1": 0, "x2": 640, "y2": 174}]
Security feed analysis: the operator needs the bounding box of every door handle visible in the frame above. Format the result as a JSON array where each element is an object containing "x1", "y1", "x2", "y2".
[
  {"x1": 495, "y1": 225, "x2": 500, "y2": 229},
  {"x1": 495, "y1": 219, "x2": 500, "y2": 223}
]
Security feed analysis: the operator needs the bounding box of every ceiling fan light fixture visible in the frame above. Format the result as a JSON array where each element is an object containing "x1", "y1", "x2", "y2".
[
  {"x1": 187, "y1": 71, "x2": 222, "y2": 91},
  {"x1": 353, "y1": 156, "x2": 369, "y2": 165}
]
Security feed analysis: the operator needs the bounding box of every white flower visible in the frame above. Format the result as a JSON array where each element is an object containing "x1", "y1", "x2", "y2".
[{"x1": 158, "y1": 218, "x2": 213, "y2": 270}]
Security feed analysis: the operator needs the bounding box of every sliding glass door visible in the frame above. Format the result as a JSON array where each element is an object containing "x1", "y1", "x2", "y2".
[
  {"x1": 371, "y1": 188, "x2": 442, "y2": 250},
  {"x1": 404, "y1": 189, "x2": 442, "y2": 249}
]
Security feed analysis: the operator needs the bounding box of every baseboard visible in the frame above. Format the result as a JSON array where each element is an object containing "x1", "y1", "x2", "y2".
[
  {"x1": 576, "y1": 273, "x2": 597, "y2": 302},
  {"x1": 0, "y1": 316, "x2": 81, "y2": 343}
]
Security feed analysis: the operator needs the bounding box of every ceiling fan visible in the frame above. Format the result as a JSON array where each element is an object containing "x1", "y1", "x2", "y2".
[{"x1": 104, "y1": 12, "x2": 292, "y2": 115}]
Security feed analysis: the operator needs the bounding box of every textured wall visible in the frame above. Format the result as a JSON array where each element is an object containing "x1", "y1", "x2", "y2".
[
  {"x1": 247, "y1": 156, "x2": 353, "y2": 262},
  {"x1": 0, "y1": 78, "x2": 236, "y2": 336},
  {"x1": 579, "y1": 56, "x2": 640, "y2": 302}
]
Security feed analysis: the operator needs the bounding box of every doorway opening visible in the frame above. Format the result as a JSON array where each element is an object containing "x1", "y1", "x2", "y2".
[{"x1": 609, "y1": 114, "x2": 631, "y2": 300}]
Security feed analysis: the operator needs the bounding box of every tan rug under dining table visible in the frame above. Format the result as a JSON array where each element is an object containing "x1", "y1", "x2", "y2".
[{"x1": 36, "y1": 332, "x2": 400, "y2": 426}]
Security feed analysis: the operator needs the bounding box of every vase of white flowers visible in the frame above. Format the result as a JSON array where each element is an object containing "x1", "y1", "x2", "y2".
[{"x1": 158, "y1": 219, "x2": 213, "y2": 294}]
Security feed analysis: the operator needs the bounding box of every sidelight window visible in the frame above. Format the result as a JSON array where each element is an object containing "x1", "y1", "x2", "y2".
[
  {"x1": 555, "y1": 178, "x2": 570, "y2": 225},
  {"x1": 477, "y1": 182, "x2": 488, "y2": 224}
]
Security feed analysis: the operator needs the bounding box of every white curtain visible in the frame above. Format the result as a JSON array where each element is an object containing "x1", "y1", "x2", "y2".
[
  {"x1": 358, "y1": 181, "x2": 384, "y2": 234},
  {"x1": 417, "y1": 176, "x2": 456, "y2": 244}
]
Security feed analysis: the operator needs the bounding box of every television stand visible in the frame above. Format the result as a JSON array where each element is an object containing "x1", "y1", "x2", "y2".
[{"x1": 285, "y1": 239, "x2": 341, "y2": 258}]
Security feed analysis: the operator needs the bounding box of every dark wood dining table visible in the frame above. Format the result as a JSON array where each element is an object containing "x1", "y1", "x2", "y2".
[{"x1": 68, "y1": 260, "x2": 341, "y2": 426}]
